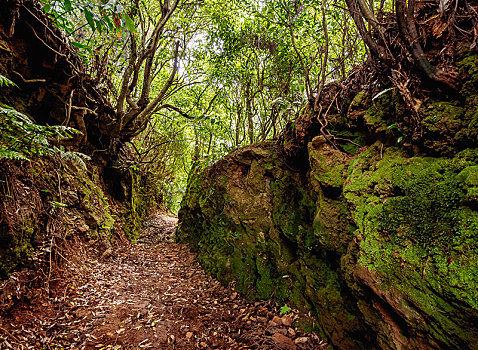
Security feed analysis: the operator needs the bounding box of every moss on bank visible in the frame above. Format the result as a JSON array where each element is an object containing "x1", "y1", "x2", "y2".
[
  {"x1": 0, "y1": 159, "x2": 117, "y2": 280},
  {"x1": 342, "y1": 144, "x2": 478, "y2": 348},
  {"x1": 177, "y1": 144, "x2": 374, "y2": 348}
]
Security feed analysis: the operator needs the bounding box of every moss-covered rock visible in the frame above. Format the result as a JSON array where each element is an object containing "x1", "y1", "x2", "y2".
[
  {"x1": 178, "y1": 144, "x2": 478, "y2": 349},
  {"x1": 343, "y1": 144, "x2": 478, "y2": 349},
  {"x1": 177, "y1": 143, "x2": 374, "y2": 348}
]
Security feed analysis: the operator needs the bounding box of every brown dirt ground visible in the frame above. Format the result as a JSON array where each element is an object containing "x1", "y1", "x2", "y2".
[{"x1": 0, "y1": 238, "x2": 329, "y2": 350}]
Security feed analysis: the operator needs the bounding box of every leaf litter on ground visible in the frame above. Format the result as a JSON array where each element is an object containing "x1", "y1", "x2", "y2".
[{"x1": 0, "y1": 214, "x2": 329, "y2": 349}]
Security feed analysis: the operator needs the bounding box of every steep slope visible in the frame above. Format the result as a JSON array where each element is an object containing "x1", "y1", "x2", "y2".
[{"x1": 0, "y1": 0, "x2": 158, "y2": 292}]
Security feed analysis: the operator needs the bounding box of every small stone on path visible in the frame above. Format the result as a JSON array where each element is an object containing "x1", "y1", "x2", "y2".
[
  {"x1": 272, "y1": 332, "x2": 297, "y2": 350},
  {"x1": 281, "y1": 314, "x2": 293, "y2": 326}
]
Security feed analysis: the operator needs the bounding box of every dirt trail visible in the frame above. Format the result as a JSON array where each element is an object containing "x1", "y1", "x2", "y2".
[{"x1": 0, "y1": 218, "x2": 327, "y2": 350}]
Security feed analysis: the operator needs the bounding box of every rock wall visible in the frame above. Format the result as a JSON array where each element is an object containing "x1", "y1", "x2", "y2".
[
  {"x1": 0, "y1": 156, "x2": 160, "y2": 281},
  {"x1": 177, "y1": 51, "x2": 478, "y2": 349},
  {"x1": 0, "y1": 158, "x2": 117, "y2": 280}
]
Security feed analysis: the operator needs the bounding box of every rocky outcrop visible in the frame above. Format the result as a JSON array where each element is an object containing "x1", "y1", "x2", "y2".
[
  {"x1": 0, "y1": 158, "x2": 117, "y2": 280},
  {"x1": 177, "y1": 52, "x2": 478, "y2": 349}
]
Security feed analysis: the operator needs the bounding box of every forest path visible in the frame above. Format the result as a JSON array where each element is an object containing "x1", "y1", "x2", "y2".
[{"x1": 0, "y1": 219, "x2": 327, "y2": 350}]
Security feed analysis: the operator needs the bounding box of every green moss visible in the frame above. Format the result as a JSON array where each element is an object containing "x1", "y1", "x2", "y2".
[
  {"x1": 123, "y1": 168, "x2": 158, "y2": 241},
  {"x1": 363, "y1": 94, "x2": 396, "y2": 130},
  {"x1": 179, "y1": 124, "x2": 478, "y2": 348},
  {"x1": 345, "y1": 145, "x2": 478, "y2": 332},
  {"x1": 422, "y1": 101, "x2": 464, "y2": 134},
  {"x1": 270, "y1": 175, "x2": 315, "y2": 245},
  {"x1": 330, "y1": 130, "x2": 365, "y2": 155},
  {"x1": 74, "y1": 165, "x2": 115, "y2": 240},
  {"x1": 338, "y1": 143, "x2": 478, "y2": 347},
  {"x1": 454, "y1": 53, "x2": 478, "y2": 146},
  {"x1": 311, "y1": 159, "x2": 345, "y2": 188},
  {"x1": 0, "y1": 222, "x2": 35, "y2": 279},
  {"x1": 458, "y1": 166, "x2": 478, "y2": 202},
  {"x1": 457, "y1": 53, "x2": 478, "y2": 97},
  {"x1": 349, "y1": 91, "x2": 370, "y2": 110},
  {"x1": 178, "y1": 144, "x2": 370, "y2": 347}
]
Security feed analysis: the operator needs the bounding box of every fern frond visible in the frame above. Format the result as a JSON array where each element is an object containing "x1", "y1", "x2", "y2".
[
  {"x1": 0, "y1": 96, "x2": 86, "y2": 163},
  {"x1": 31, "y1": 134, "x2": 50, "y2": 147},
  {"x1": 60, "y1": 151, "x2": 90, "y2": 169},
  {"x1": 54, "y1": 146, "x2": 91, "y2": 170},
  {"x1": 0, "y1": 147, "x2": 30, "y2": 161},
  {"x1": 49, "y1": 125, "x2": 80, "y2": 138},
  {"x1": 0, "y1": 105, "x2": 33, "y2": 124},
  {"x1": 0, "y1": 75, "x2": 18, "y2": 88}
]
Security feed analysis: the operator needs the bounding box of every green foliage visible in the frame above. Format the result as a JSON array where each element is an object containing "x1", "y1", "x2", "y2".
[
  {"x1": 0, "y1": 75, "x2": 17, "y2": 88},
  {"x1": 35, "y1": 0, "x2": 367, "y2": 212},
  {"x1": 41, "y1": 0, "x2": 135, "y2": 37},
  {"x1": 49, "y1": 200, "x2": 68, "y2": 208},
  {"x1": 0, "y1": 75, "x2": 90, "y2": 167},
  {"x1": 0, "y1": 104, "x2": 76, "y2": 159},
  {"x1": 53, "y1": 145, "x2": 91, "y2": 170},
  {"x1": 41, "y1": 0, "x2": 136, "y2": 59},
  {"x1": 199, "y1": 0, "x2": 364, "y2": 144},
  {"x1": 137, "y1": 0, "x2": 365, "y2": 210},
  {"x1": 279, "y1": 304, "x2": 292, "y2": 316}
]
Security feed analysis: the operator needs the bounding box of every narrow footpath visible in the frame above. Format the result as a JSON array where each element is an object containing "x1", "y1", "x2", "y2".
[{"x1": 0, "y1": 216, "x2": 328, "y2": 350}]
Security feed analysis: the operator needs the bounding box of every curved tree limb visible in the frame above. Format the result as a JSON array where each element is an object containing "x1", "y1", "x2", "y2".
[
  {"x1": 121, "y1": 41, "x2": 180, "y2": 139},
  {"x1": 344, "y1": 0, "x2": 387, "y2": 59},
  {"x1": 138, "y1": 0, "x2": 180, "y2": 106}
]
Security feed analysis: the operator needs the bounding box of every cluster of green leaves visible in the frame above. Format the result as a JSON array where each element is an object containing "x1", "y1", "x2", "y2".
[
  {"x1": 39, "y1": 0, "x2": 367, "y2": 212},
  {"x1": 41, "y1": 0, "x2": 135, "y2": 56},
  {"x1": 280, "y1": 304, "x2": 292, "y2": 316},
  {"x1": 136, "y1": 0, "x2": 365, "y2": 211},
  {"x1": 193, "y1": 0, "x2": 364, "y2": 144},
  {"x1": 0, "y1": 75, "x2": 90, "y2": 168}
]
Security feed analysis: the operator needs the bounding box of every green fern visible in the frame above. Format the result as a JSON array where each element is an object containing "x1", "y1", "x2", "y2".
[
  {"x1": 0, "y1": 74, "x2": 90, "y2": 168},
  {"x1": 0, "y1": 148, "x2": 30, "y2": 161},
  {"x1": 279, "y1": 304, "x2": 292, "y2": 316},
  {"x1": 0, "y1": 75, "x2": 17, "y2": 88},
  {"x1": 0, "y1": 105, "x2": 32, "y2": 124},
  {"x1": 53, "y1": 145, "x2": 91, "y2": 169},
  {"x1": 50, "y1": 125, "x2": 79, "y2": 138}
]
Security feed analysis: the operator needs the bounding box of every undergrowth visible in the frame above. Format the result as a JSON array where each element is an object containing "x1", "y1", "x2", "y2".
[{"x1": 0, "y1": 74, "x2": 90, "y2": 168}]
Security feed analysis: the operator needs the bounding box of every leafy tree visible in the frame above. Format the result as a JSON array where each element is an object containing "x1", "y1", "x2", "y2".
[{"x1": 38, "y1": 0, "x2": 367, "y2": 210}]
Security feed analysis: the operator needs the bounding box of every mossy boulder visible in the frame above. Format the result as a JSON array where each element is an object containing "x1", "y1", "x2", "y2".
[
  {"x1": 178, "y1": 139, "x2": 478, "y2": 349},
  {"x1": 178, "y1": 143, "x2": 374, "y2": 348},
  {"x1": 178, "y1": 50, "x2": 478, "y2": 349},
  {"x1": 343, "y1": 144, "x2": 478, "y2": 349}
]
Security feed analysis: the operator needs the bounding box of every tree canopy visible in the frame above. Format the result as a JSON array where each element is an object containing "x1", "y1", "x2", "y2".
[{"x1": 2, "y1": 0, "x2": 475, "y2": 211}]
